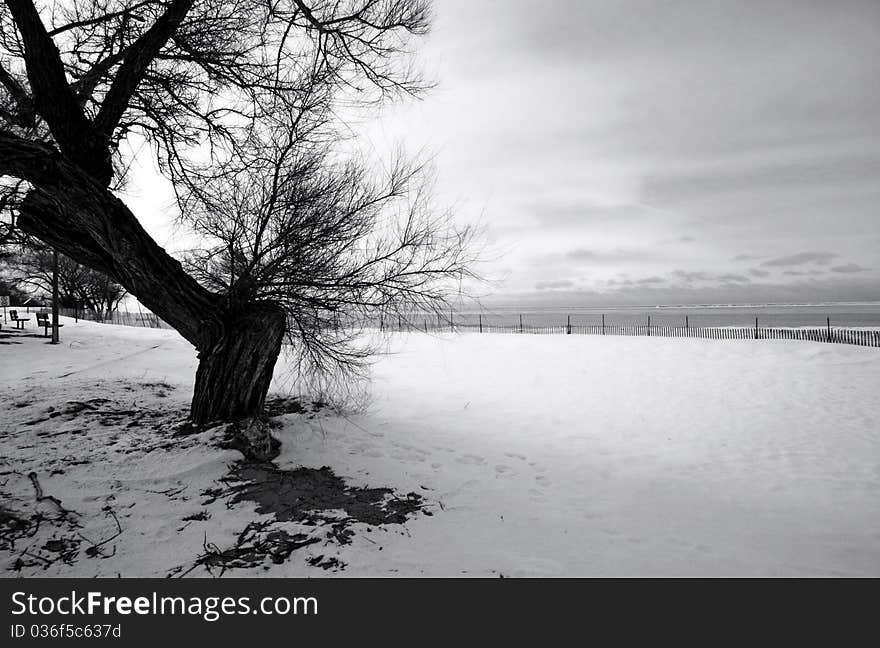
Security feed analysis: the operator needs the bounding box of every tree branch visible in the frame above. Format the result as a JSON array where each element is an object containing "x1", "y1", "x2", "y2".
[
  {"x1": 0, "y1": 59, "x2": 35, "y2": 127},
  {"x1": 93, "y1": 0, "x2": 195, "y2": 139},
  {"x1": 47, "y1": 0, "x2": 154, "y2": 37},
  {"x1": 3, "y1": 0, "x2": 106, "y2": 178}
]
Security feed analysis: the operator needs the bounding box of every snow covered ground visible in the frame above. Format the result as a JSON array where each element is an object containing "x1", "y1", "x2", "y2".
[{"x1": 2, "y1": 319, "x2": 879, "y2": 577}]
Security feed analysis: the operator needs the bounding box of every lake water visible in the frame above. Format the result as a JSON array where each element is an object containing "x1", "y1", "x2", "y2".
[{"x1": 445, "y1": 303, "x2": 880, "y2": 329}]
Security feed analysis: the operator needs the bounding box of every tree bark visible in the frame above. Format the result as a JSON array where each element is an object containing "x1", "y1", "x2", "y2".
[
  {"x1": 191, "y1": 302, "x2": 287, "y2": 425},
  {"x1": 192, "y1": 302, "x2": 287, "y2": 461}
]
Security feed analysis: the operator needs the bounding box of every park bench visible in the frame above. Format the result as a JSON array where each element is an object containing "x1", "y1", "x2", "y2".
[
  {"x1": 35, "y1": 312, "x2": 63, "y2": 338},
  {"x1": 9, "y1": 309, "x2": 30, "y2": 329}
]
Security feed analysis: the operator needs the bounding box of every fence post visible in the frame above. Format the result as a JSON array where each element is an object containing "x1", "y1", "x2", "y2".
[
  {"x1": 602, "y1": 314, "x2": 605, "y2": 335},
  {"x1": 424, "y1": 319, "x2": 428, "y2": 333},
  {"x1": 647, "y1": 315, "x2": 651, "y2": 336},
  {"x1": 519, "y1": 314, "x2": 523, "y2": 334},
  {"x1": 566, "y1": 314, "x2": 571, "y2": 335},
  {"x1": 685, "y1": 315, "x2": 689, "y2": 336},
  {"x1": 826, "y1": 317, "x2": 831, "y2": 343},
  {"x1": 450, "y1": 310, "x2": 454, "y2": 332},
  {"x1": 479, "y1": 313, "x2": 482, "y2": 333},
  {"x1": 755, "y1": 317, "x2": 759, "y2": 340}
]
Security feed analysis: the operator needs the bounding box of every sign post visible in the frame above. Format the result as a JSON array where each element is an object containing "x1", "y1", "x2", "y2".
[{"x1": 0, "y1": 295, "x2": 8, "y2": 323}]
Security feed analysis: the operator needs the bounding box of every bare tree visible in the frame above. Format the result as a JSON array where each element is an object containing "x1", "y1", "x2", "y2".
[
  {"x1": 0, "y1": 276, "x2": 29, "y2": 304},
  {"x1": 0, "y1": 1, "x2": 473, "y2": 456},
  {"x1": 7, "y1": 242, "x2": 127, "y2": 316}
]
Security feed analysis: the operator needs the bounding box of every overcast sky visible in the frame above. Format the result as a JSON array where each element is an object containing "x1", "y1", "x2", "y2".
[{"x1": 128, "y1": 0, "x2": 880, "y2": 306}]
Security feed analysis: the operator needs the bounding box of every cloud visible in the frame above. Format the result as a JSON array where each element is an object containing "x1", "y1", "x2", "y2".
[
  {"x1": 535, "y1": 279, "x2": 575, "y2": 290},
  {"x1": 529, "y1": 203, "x2": 649, "y2": 228},
  {"x1": 565, "y1": 248, "x2": 598, "y2": 260},
  {"x1": 717, "y1": 273, "x2": 750, "y2": 283},
  {"x1": 733, "y1": 254, "x2": 760, "y2": 262},
  {"x1": 830, "y1": 263, "x2": 870, "y2": 273},
  {"x1": 564, "y1": 247, "x2": 654, "y2": 264},
  {"x1": 643, "y1": 150, "x2": 880, "y2": 207},
  {"x1": 782, "y1": 270, "x2": 816, "y2": 276},
  {"x1": 672, "y1": 270, "x2": 751, "y2": 283},
  {"x1": 672, "y1": 270, "x2": 710, "y2": 282},
  {"x1": 761, "y1": 252, "x2": 837, "y2": 267},
  {"x1": 749, "y1": 269, "x2": 770, "y2": 278}
]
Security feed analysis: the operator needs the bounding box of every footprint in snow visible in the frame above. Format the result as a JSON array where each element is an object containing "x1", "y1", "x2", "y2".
[
  {"x1": 455, "y1": 454, "x2": 487, "y2": 466},
  {"x1": 528, "y1": 488, "x2": 547, "y2": 502},
  {"x1": 390, "y1": 450, "x2": 426, "y2": 462}
]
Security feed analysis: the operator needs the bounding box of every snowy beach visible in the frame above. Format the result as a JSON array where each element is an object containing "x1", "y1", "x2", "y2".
[{"x1": 1, "y1": 319, "x2": 879, "y2": 577}]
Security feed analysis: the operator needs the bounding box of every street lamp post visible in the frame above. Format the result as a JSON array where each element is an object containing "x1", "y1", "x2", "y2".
[{"x1": 51, "y1": 248, "x2": 60, "y2": 344}]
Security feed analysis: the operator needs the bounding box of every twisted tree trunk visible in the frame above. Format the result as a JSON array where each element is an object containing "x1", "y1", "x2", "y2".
[
  {"x1": 192, "y1": 302, "x2": 287, "y2": 424},
  {"x1": 192, "y1": 302, "x2": 287, "y2": 460},
  {"x1": 1, "y1": 133, "x2": 285, "y2": 458}
]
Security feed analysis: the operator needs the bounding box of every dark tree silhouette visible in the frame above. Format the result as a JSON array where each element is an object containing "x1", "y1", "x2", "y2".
[
  {"x1": 0, "y1": 277, "x2": 29, "y2": 304},
  {"x1": 7, "y1": 242, "x2": 127, "y2": 316},
  {"x1": 0, "y1": 0, "x2": 473, "y2": 457}
]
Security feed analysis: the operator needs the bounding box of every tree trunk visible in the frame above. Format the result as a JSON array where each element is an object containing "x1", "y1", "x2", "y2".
[
  {"x1": 191, "y1": 302, "x2": 287, "y2": 425},
  {"x1": 192, "y1": 302, "x2": 287, "y2": 462}
]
